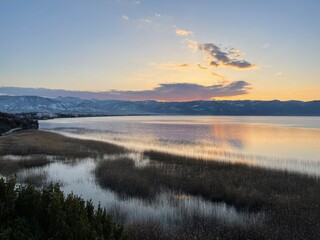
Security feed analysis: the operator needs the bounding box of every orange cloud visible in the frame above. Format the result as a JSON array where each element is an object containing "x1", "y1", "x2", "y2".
[{"x1": 175, "y1": 29, "x2": 193, "y2": 36}]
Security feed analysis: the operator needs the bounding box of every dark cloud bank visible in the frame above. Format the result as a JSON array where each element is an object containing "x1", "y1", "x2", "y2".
[
  {"x1": 0, "y1": 81, "x2": 250, "y2": 102},
  {"x1": 198, "y1": 43, "x2": 255, "y2": 69}
]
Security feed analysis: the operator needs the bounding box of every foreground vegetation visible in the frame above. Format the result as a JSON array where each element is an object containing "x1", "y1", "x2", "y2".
[
  {"x1": 0, "y1": 130, "x2": 127, "y2": 185},
  {"x1": 0, "y1": 130, "x2": 127, "y2": 158},
  {"x1": 0, "y1": 130, "x2": 131, "y2": 239},
  {"x1": 0, "y1": 112, "x2": 38, "y2": 135},
  {"x1": 95, "y1": 151, "x2": 320, "y2": 239},
  {"x1": 1, "y1": 130, "x2": 320, "y2": 239},
  {"x1": 0, "y1": 177, "x2": 130, "y2": 240}
]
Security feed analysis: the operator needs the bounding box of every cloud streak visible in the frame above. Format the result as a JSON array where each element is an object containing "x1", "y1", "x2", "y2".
[
  {"x1": 211, "y1": 72, "x2": 225, "y2": 80},
  {"x1": 198, "y1": 43, "x2": 256, "y2": 69},
  {"x1": 0, "y1": 81, "x2": 251, "y2": 102},
  {"x1": 152, "y1": 62, "x2": 214, "y2": 71},
  {"x1": 176, "y1": 29, "x2": 192, "y2": 36},
  {"x1": 152, "y1": 62, "x2": 213, "y2": 71},
  {"x1": 122, "y1": 15, "x2": 129, "y2": 20},
  {"x1": 197, "y1": 64, "x2": 208, "y2": 70},
  {"x1": 152, "y1": 62, "x2": 192, "y2": 69}
]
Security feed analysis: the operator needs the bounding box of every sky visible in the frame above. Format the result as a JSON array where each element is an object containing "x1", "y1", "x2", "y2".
[{"x1": 0, "y1": 0, "x2": 319, "y2": 101}]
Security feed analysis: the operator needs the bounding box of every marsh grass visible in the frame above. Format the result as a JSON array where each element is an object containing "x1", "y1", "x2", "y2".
[
  {"x1": 95, "y1": 151, "x2": 320, "y2": 239},
  {"x1": 143, "y1": 151, "x2": 320, "y2": 207},
  {"x1": 0, "y1": 130, "x2": 128, "y2": 189},
  {"x1": 2, "y1": 130, "x2": 320, "y2": 239},
  {"x1": 18, "y1": 171, "x2": 48, "y2": 187},
  {"x1": 0, "y1": 130, "x2": 127, "y2": 158},
  {"x1": 125, "y1": 213, "x2": 268, "y2": 240},
  {"x1": 0, "y1": 155, "x2": 50, "y2": 175},
  {"x1": 95, "y1": 158, "x2": 161, "y2": 200}
]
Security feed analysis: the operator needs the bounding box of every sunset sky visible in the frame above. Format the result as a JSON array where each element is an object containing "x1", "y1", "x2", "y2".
[{"x1": 0, "y1": 0, "x2": 319, "y2": 101}]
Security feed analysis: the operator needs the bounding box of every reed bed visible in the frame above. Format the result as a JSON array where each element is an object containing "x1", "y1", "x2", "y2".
[
  {"x1": 95, "y1": 151, "x2": 320, "y2": 239},
  {"x1": 1, "y1": 130, "x2": 320, "y2": 239}
]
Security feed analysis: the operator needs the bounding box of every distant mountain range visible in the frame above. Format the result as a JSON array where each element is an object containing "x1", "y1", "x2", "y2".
[{"x1": 0, "y1": 95, "x2": 320, "y2": 116}]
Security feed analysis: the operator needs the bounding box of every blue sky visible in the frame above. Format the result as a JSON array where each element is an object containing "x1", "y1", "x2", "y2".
[{"x1": 0, "y1": 0, "x2": 319, "y2": 101}]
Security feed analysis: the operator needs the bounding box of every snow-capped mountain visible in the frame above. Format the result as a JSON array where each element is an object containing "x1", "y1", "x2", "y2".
[{"x1": 0, "y1": 95, "x2": 319, "y2": 116}]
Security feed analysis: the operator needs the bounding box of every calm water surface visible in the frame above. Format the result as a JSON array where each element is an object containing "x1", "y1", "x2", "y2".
[
  {"x1": 16, "y1": 157, "x2": 264, "y2": 227},
  {"x1": 11, "y1": 115, "x2": 317, "y2": 228},
  {"x1": 40, "y1": 116, "x2": 320, "y2": 176}
]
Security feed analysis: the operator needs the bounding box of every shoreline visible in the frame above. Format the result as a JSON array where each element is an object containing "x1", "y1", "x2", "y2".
[
  {"x1": 39, "y1": 113, "x2": 320, "y2": 121},
  {"x1": 1, "y1": 129, "x2": 320, "y2": 239}
]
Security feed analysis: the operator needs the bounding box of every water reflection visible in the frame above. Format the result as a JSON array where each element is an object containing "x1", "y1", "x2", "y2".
[
  {"x1": 40, "y1": 116, "x2": 320, "y2": 176},
  {"x1": 17, "y1": 158, "x2": 265, "y2": 228},
  {"x1": 209, "y1": 123, "x2": 246, "y2": 149}
]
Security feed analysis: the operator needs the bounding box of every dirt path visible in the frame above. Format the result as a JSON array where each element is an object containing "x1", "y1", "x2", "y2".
[{"x1": 1, "y1": 127, "x2": 22, "y2": 136}]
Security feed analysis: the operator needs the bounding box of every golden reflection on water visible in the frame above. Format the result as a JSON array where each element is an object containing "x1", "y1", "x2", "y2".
[
  {"x1": 41, "y1": 116, "x2": 320, "y2": 176},
  {"x1": 209, "y1": 122, "x2": 320, "y2": 160}
]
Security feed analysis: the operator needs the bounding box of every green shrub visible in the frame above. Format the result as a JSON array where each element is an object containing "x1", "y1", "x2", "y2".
[{"x1": 0, "y1": 176, "x2": 131, "y2": 240}]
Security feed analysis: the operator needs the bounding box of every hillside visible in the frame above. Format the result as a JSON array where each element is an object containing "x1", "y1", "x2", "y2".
[
  {"x1": 0, "y1": 112, "x2": 38, "y2": 135},
  {"x1": 0, "y1": 95, "x2": 320, "y2": 116}
]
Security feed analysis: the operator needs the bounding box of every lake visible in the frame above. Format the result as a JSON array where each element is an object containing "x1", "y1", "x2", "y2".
[
  {"x1": 6, "y1": 115, "x2": 318, "y2": 237},
  {"x1": 40, "y1": 116, "x2": 320, "y2": 176}
]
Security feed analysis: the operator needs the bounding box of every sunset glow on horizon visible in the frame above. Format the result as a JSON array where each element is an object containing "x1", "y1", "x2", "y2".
[{"x1": 0, "y1": 0, "x2": 319, "y2": 101}]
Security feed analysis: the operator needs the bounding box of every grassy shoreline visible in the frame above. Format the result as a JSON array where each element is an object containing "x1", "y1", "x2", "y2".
[
  {"x1": 0, "y1": 130, "x2": 127, "y2": 157},
  {"x1": 1, "y1": 130, "x2": 320, "y2": 239}
]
